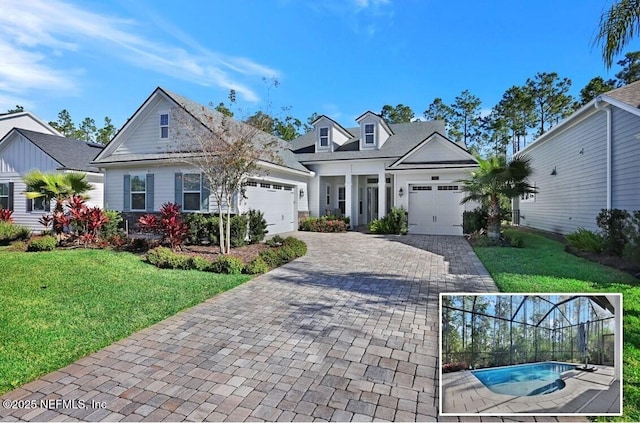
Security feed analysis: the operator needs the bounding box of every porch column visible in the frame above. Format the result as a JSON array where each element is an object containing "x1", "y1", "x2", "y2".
[
  {"x1": 378, "y1": 172, "x2": 386, "y2": 219},
  {"x1": 312, "y1": 175, "x2": 321, "y2": 217},
  {"x1": 345, "y1": 173, "x2": 353, "y2": 227},
  {"x1": 352, "y1": 176, "x2": 359, "y2": 226}
]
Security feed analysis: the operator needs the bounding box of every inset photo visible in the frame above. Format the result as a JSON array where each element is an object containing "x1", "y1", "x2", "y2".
[{"x1": 439, "y1": 293, "x2": 622, "y2": 416}]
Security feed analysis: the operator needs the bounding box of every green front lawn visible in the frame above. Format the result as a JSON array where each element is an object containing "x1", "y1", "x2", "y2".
[
  {"x1": 474, "y1": 228, "x2": 640, "y2": 422},
  {"x1": 0, "y1": 249, "x2": 250, "y2": 395}
]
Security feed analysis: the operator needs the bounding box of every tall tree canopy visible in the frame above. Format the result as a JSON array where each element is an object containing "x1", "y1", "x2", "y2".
[
  {"x1": 6, "y1": 105, "x2": 24, "y2": 113},
  {"x1": 451, "y1": 90, "x2": 483, "y2": 149},
  {"x1": 579, "y1": 76, "x2": 618, "y2": 105},
  {"x1": 380, "y1": 104, "x2": 415, "y2": 123},
  {"x1": 48, "y1": 109, "x2": 116, "y2": 144},
  {"x1": 525, "y1": 72, "x2": 575, "y2": 136},
  {"x1": 615, "y1": 50, "x2": 640, "y2": 84}
]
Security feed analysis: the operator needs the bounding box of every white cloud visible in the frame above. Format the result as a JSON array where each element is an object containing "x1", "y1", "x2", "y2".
[
  {"x1": 310, "y1": 0, "x2": 394, "y2": 36},
  {"x1": 0, "y1": 0, "x2": 280, "y2": 105}
]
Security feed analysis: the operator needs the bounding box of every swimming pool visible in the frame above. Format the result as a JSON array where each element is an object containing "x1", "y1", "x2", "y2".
[{"x1": 472, "y1": 362, "x2": 576, "y2": 396}]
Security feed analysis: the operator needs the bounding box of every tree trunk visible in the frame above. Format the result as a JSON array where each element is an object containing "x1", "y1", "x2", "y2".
[
  {"x1": 216, "y1": 195, "x2": 225, "y2": 254},
  {"x1": 226, "y1": 206, "x2": 231, "y2": 255},
  {"x1": 487, "y1": 194, "x2": 501, "y2": 239}
]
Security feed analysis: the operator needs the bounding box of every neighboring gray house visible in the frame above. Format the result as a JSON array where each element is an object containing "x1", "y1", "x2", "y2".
[
  {"x1": 0, "y1": 128, "x2": 104, "y2": 231},
  {"x1": 514, "y1": 81, "x2": 640, "y2": 234},
  {"x1": 290, "y1": 113, "x2": 479, "y2": 235},
  {"x1": 93, "y1": 87, "x2": 313, "y2": 235}
]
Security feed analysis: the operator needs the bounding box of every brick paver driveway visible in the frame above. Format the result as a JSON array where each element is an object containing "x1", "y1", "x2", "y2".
[{"x1": 1, "y1": 232, "x2": 498, "y2": 422}]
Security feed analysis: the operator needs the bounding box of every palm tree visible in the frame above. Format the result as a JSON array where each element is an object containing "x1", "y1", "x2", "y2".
[
  {"x1": 458, "y1": 155, "x2": 536, "y2": 240},
  {"x1": 595, "y1": 0, "x2": 640, "y2": 68},
  {"x1": 23, "y1": 171, "x2": 92, "y2": 212}
]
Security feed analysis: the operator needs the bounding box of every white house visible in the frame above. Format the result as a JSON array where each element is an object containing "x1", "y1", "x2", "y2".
[
  {"x1": 0, "y1": 111, "x2": 61, "y2": 139},
  {"x1": 93, "y1": 87, "x2": 314, "y2": 235},
  {"x1": 514, "y1": 81, "x2": 640, "y2": 234},
  {"x1": 290, "y1": 113, "x2": 479, "y2": 235},
  {"x1": 0, "y1": 128, "x2": 104, "y2": 231}
]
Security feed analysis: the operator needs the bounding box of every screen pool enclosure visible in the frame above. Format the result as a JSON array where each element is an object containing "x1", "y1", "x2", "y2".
[{"x1": 442, "y1": 295, "x2": 615, "y2": 371}]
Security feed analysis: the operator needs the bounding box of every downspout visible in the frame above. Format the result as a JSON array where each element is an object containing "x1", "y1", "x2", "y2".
[{"x1": 595, "y1": 97, "x2": 612, "y2": 209}]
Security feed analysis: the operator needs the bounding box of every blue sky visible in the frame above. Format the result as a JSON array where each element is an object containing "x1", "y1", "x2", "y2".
[{"x1": 1, "y1": 0, "x2": 637, "y2": 131}]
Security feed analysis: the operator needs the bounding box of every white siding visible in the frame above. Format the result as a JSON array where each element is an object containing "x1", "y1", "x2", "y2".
[
  {"x1": 112, "y1": 96, "x2": 175, "y2": 156},
  {"x1": 0, "y1": 114, "x2": 57, "y2": 139},
  {"x1": 404, "y1": 139, "x2": 462, "y2": 163},
  {"x1": 519, "y1": 110, "x2": 608, "y2": 234}
]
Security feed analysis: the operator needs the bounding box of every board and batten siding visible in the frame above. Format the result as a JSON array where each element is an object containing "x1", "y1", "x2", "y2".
[
  {"x1": 519, "y1": 110, "x2": 608, "y2": 234},
  {"x1": 610, "y1": 107, "x2": 640, "y2": 211},
  {"x1": 0, "y1": 133, "x2": 60, "y2": 173}
]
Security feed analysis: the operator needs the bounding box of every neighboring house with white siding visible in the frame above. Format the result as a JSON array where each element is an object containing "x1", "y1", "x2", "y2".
[
  {"x1": 92, "y1": 87, "x2": 313, "y2": 235},
  {"x1": 0, "y1": 128, "x2": 104, "y2": 231},
  {"x1": 514, "y1": 81, "x2": 640, "y2": 234},
  {"x1": 289, "y1": 113, "x2": 479, "y2": 235},
  {"x1": 0, "y1": 111, "x2": 61, "y2": 139}
]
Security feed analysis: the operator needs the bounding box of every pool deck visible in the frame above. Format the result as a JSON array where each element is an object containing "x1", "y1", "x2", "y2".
[{"x1": 441, "y1": 365, "x2": 620, "y2": 415}]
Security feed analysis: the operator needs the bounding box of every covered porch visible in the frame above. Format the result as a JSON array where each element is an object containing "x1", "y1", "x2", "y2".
[{"x1": 313, "y1": 173, "x2": 395, "y2": 226}]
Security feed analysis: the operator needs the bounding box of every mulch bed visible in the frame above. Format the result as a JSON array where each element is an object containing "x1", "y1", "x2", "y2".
[
  {"x1": 182, "y1": 243, "x2": 268, "y2": 264},
  {"x1": 565, "y1": 246, "x2": 640, "y2": 278}
]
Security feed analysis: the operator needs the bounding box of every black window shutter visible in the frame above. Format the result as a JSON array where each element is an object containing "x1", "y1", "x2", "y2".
[
  {"x1": 175, "y1": 173, "x2": 183, "y2": 207},
  {"x1": 123, "y1": 175, "x2": 131, "y2": 212},
  {"x1": 146, "y1": 174, "x2": 154, "y2": 212},
  {"x1": 8, "y1": 182, "x2": 14, "y2": 211}
]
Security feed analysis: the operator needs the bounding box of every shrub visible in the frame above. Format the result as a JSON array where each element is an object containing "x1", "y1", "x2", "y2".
[
  {"x1": 244, "y1": 257, "x2": 270, "y2": 274},
  {"x1": 596, "y1": 208, "x2": 631, "y2": 257},
  {"x1": 147, "y1": 247, "x2": 190, "y2": 269},
  {"x1": 184, "y1": 213, "x2": 211, "y2": 245},
  {"x1": 442, "y1": 363, "x2": 468, "y2": 373},
  {"x1": 368, "y1": 207, "x2": 408, "y2": 235},
  {"x1": 27, "y1": 235, "x2": 57, "y2": 252},
  {"x1": 507, "y1": 232, "x2": 524, "y2": 248},
  {"x1": 211, "y1": 255, "x2": 244, "y2": 274},
  {"x1": 299, "y1": 217, "x2": 348, "y2": 233},
  {"x1": 228, "y1": 214, "x2": 248, "y2": 247},
  {"x1": 247, "y1": 209, "x2": 268, "y2": 244},
  {"x1": 566, "y1": 228, "x2": 604, "y2": 253},
  {"x1": 282, "y1": 236, "x2": 307, "y2": 257},
  {"x1": 624, "y1": 210, "x2": 640, "y2": 265},
  {"x1": 463, "y1": 207, "x2": 488, "y2": 234},
  {"x1": 191, "y1": 256, "x2": 213, "y2": 272},
  {"x1": 0, "y1": 221, "x2": 31, "y2": 245},
  {"x1": 139, "y1": 203, "x2": 188, "y2": 250},
  {"x1": 0, "y1": 208, "x2": 13, "y2": 223},
  {"x1": 259, "y1": 248, "x2": 284, "y2": 268},
  {"x1": 266, "y1": 235, "x2": 285, "y2": 247},
  {"x1": 6, "y1": 241, "x2": 27, "y2": 252},
  {"x1": 99, "y1": 210, "x2": 125, "y2": 239}
]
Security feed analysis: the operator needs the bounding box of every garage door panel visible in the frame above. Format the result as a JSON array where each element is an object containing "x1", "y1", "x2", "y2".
[
  {"x1": 245, "y1": 183, "x2": 295, "y2": 235},
  {"x1": 408, "y1": 184, "x2": 463, "y2": 236}
]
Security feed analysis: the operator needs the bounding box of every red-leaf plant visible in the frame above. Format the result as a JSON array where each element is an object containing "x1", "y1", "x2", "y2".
[
  {"x1": 138, "y1": 202, "x2": 188, "y2": 251},
  {"x1": 64, "y1": 195, "x2": 110, "y2": 246},
  {"x1": 0, "y1": 208, "x2": 14, "y2": 223}
]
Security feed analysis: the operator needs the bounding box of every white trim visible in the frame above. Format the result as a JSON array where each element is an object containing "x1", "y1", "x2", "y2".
[
  {"x1": 159, "y1": 111, "x2": 169, "y2": 139},
  {"x1": 130, "y1": 173, "x2": 147, "y2": 211},
  {"x1": 182, "y1": 172, "x2": 201, "y2": 211},
  {"x1": 318, "y1": 126, "x2": 330, "y2": 149},
  {"x1": 363, "y1": 123, "x2": 375, "y2": 145}
]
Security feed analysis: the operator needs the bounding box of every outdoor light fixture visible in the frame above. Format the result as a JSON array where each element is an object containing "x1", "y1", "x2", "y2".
[
  {"x1": 299, "y1": 188, "x2": 305, "y2": 198},
  {"x1": 399, "y1": 187, "x2": 404, "y2": 197},
  {"x1": 551, "y1": 167, "x2": 557, "y2": 176}
]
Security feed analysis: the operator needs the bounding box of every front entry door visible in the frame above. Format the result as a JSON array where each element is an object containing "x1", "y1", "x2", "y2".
[{"x1": 366, "y1": 187, "x2": 378, "y2": 223}]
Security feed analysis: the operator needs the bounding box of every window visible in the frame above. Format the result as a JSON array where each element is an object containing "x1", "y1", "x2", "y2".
[
  {"x1": 326, "y1": 185, "x2": 331, "y2": 205},
  {"x1": 160, "y1": 114, "x2": 169, "y2": 139},
  {"x1": 183, "y1": 173, "x2": 201, "y2": 211},
  {"x1": 244, "y1": 181, "x2": 257, "y2": 187},
  {"x1": 319, "y1": 127, "x2": 329, "y2": 147},
  {"x1": 260, "y1": 183, "x2": 271, "y2": 189},
  {"x1": 437, "y1": 185, "x2": 459, "y2": 191},
  {"x1": 31, "y1": 197, "x2": 50, "y2": 212},
  {"x1": 338, "y1": 186, "x2": 346, "y2": 215},
  {"x1": 272, "y1": 184, "x2": 283, "y2": 190},
  {"x1": 130, "y1": 175, "x2": 146, "y2": 211},
  {"x1": 521, "y1": 183, "x2": 536, "y2": 202},
  {"x1": 0, "y1": 183, "x2": 9, "y2": 210},
  {"x1": 283, "y1": 186, "x2": 293, "y2": 191},
  {"x1": 364, "y1": 123, "x2": 375, "y2": 144},
  {"x1": 412, "y1": 186, "x2": 432, "y2": 191}
]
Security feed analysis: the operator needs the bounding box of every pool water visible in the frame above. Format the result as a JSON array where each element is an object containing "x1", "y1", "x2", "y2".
[{"x1": 472, "y1": 362, "x2": 576, "y2": 396}]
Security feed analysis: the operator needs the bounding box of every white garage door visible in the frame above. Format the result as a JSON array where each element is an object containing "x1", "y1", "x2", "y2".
[
  {"x1": 408, "y1": 184, "x2": 463, "y2": 235},
  {"x1": 244, "y1": 181, "x2": 295, "y2": 235}
]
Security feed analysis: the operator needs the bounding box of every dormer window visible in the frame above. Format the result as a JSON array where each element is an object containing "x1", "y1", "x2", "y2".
[
  {"x1": 160, "y1": 114, "x2": 169, "y2": 139},
  {"x1": 319, "y1": 127, "x2": 329, "y2": 148},
  {"x1": 364, "y1": 123, "x2": 375, "y2": 145}
]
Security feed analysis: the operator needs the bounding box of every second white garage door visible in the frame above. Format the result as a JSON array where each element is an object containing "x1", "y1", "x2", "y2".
[
  {"x1": 408, "y1": 184, "x2": 463, "y2": 235},
  {"x1": 244, "y1": 181, "x2": 295, "y2": 235}
]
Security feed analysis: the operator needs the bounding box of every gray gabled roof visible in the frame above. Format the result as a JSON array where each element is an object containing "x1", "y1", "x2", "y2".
[
  {"x1": 603, "y1": 80, "x2": 640, "y2": 107},
  {"x1": 12, "y1": 128, "x2": 103, "y2": 172},
  {"x1": 290, "y1": 120, "x2": 448, "y2": 162},
  {"x1": 158, "y1": 88, "x2": 310, "y2": 174}
]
